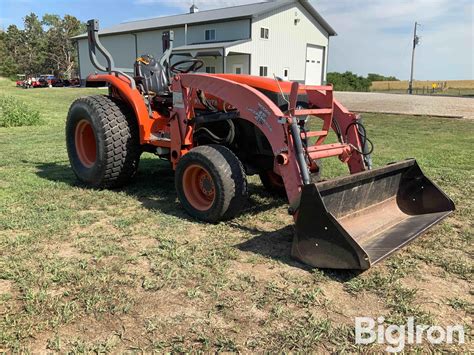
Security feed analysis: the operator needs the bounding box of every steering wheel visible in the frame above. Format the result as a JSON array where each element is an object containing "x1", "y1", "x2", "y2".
[{"x1": 170, "y1": 59, "x2": 204, "y2": 74}]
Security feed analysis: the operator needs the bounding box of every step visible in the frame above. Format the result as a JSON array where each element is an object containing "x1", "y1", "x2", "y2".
[
  {"x1": 294, "y1": 108, "x2": 332, "y2": 116},
  {"x1": 301, "y1": 130, "x2": 328, "y2": 138},
  {"x1": 303, "y1": 85, "x2": 333, "y2": 92},
  {"x1": 307, "y1": 143, "x2": 346, "y2": 152},
  {"x1": 307, "y1": 143, "x2": 351, "y2": 160}
]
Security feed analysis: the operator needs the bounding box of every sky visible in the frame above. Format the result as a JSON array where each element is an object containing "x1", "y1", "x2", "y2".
[{"x1": 1, "y1": 0, "x2": 473, "y2": 80}]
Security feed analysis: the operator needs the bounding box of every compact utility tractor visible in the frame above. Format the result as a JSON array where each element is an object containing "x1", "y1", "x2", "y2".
[{"x1": 66, "y1": 20, "x2": 455, "y2": 269}]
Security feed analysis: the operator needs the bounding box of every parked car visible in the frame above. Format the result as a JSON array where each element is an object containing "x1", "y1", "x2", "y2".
[
  {"x1": 51, "y1": 78, "x2": 66, "y2": 87},
  {"x1": 32, "y1": 82, "x2": 42, "y2": 88},
  {"x1": 23, "y1": 77, "x2": 40, "y2": 88},
  {"x1": 16, "y1": 74, "x2": 27, "y2": 87},
  {"x1": 68, "y1": 78, "x2": 81, "y2": 87}
]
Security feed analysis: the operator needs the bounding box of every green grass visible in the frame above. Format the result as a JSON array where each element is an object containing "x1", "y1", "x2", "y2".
[
  {"x1": 0, "y1": 77, "x2": 472, "y2": 352},
  {"x1": 0, "y1": 95, "x2": 41, "y2": 127}
]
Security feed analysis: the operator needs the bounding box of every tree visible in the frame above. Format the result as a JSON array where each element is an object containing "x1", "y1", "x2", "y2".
[
  {"x1": 1, "y1": 25, "x2": 24, "y2": 77},
  {"x1": 42, "y1": 14, "x2": 86, "y2": 78},
  {"x1": 22, "y1": 13, "x2": 47, "y2": 74},
  {"x1": 0, "y1": 31, "x2": 19, "y2": 78},
  {"x1": 367, "y1": 73, "x2": 399, "y2": 82},
  {"x1": 327, "y1": 72, "x2": 372, "y2": 92},
  {"x1": 0, "y1": 13, "x2": 85, "y2": 78}
]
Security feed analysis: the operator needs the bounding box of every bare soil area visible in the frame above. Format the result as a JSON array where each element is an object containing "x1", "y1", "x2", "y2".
[{"x1": 335, "y1": 92, "x2": 474, "y2": 119}]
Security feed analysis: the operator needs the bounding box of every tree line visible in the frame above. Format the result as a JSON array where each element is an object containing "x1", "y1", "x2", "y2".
[
  {"x1": 0, "y1": 13, "x2": 85, "y2": 79},
  {"x1": 327, "y1": 71, "x2": 399, "y2": 91}
]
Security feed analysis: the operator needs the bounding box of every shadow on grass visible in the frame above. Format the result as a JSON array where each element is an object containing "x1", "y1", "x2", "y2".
[
  {"x1": 33, "y1": 158, "x2": 358, "y2": 280},
  {"x1": 233, "y1": 223, "x2": 360, "y2": 281},
  {"x1": 33, "y1": 158, "x2": 282, "y2": 218}
]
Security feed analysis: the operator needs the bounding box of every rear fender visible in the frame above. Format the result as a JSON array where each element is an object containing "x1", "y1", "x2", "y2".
[{"x1": 86, "y1": 74, "x2": 159, "y2": 144}]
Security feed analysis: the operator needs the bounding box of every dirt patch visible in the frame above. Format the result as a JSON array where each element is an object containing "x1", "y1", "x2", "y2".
[
  {"x1": 401, "y1": 264, "x2": 473, "y2": 325},
  {"x1": 320, "y1": 281, "x2": 388, "y2": 322},
  {"x1": 55, "y1": 242, "x2": 84, "y2": 259},
  {"x1": 229, "y1": 259, "x2": 308, "y2": 284},
  {"x1": 0, "y1": 279, "x2": 13, "y2": 294},
  {"x1": 69, "y1": 216, "x2": 119, "y2": 237},
  {"x1": 335, "y1": 92, "x2": 474, "y2": 119}
]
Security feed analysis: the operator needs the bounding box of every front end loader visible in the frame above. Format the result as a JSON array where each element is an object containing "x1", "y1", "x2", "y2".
[{"x1": 66, "y1": 20, "x2": 455, "y2": 270}]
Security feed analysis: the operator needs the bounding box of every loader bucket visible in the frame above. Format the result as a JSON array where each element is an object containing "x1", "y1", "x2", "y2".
[{"x1": 292, "y1": 159, "x2": 455, "y2": 270}]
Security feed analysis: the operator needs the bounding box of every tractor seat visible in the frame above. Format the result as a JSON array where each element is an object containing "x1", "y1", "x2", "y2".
[{"x1": 134, "y1": 54, "x2": 169, "y2": 95}]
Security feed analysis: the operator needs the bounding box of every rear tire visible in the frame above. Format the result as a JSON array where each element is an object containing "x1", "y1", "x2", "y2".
[
  {"x1": 175, "y1": 145, "x2": 248, "y2": 223},
  {"x1": 66, "y1": 95, "x2": 140, "y2": 188}
]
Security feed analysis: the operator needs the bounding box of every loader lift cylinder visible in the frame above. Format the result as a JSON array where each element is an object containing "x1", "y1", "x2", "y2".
[{"x1": 289, "y1": 116, "x2": 311, "y2": 185}]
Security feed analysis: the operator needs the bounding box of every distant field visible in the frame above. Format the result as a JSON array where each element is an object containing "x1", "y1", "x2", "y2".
[
  {"x1": 371, "y1": 80, "x2": 474, "y2": 91},
  {"x1": 0, "y1": 78, "x2": 473, "y2": 352},
  {"x1": 371, "y1": 80, "x2": 474, "y2": 96}
]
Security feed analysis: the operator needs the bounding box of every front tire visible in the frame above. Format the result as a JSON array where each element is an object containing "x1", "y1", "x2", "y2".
[
  {"x1": 259, "y1": 170, "x2": 286, "y2": 197},
  {"x1": 175, "y1": 145, "x2": 248, "y2": 223},
  {"x1": 66, "y1": 95, "x2": 140, "y2": 188}
]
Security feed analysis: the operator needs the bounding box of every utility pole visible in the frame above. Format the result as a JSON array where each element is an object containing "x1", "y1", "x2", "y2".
[{"x1": 408, "y1": 22, "x2": 421, "y2": 95}]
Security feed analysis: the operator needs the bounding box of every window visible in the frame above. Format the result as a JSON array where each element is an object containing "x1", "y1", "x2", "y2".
[
  {"x1": 205, "y1": 66, "x2": 216, "y2": 74},
  {"x1": 260, "y1": 27, "x2": 269, "y2": 39},
  {"x1": 233, "y1": 64, "x2": 243, "y2": 74},
  {"x1": 283, "y1": 68, "x2": 289, "y2": 78},
  {"x1": 259, "y1": 66, "x2": 268, "y2": 77},
  {"x1": 205, "y1": 29, "x2": 216, "y2": 41}
]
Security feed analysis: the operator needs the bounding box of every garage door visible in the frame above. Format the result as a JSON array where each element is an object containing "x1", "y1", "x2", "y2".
[{"x1": 305, "y1": 46, "x2": 324, "y2": 85}]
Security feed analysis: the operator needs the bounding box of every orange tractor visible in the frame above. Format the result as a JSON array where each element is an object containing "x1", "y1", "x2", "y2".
[{"x1": 66, "y1": 20, "x2": 454, "y2": 269}]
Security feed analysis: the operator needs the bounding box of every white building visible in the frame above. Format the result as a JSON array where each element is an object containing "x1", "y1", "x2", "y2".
[{"x1": 73, "y1": 0, "x2": 336, "y2": 85}]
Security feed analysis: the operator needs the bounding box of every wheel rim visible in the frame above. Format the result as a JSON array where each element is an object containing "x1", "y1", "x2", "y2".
[
  {"x1": 75, "y1": 119, "x2": 97, "y2": 168},
  {"x1": 182, "y1": 165, "x2": 216, "y2": 211}
]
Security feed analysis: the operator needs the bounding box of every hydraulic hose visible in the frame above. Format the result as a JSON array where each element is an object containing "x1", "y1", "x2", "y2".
[
  {"x1": 345, "y1": 119, "x2": 374, "y2": 170},
  {"x1": 289, "y1": 117, "x2": 311, "y2": 185}
]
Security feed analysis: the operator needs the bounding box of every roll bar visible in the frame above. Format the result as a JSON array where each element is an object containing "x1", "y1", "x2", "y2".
[
  {"x1": 87, "y1": 19, "x2": 136, "y2": 89},
  {"x1": 160, "y1": 30, "x2": 174, "y2": 68}
]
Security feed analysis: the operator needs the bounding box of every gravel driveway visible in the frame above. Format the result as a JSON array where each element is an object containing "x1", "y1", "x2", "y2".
[{"x1": 334, "y1": 92, "x2": 473, "y2": 119}]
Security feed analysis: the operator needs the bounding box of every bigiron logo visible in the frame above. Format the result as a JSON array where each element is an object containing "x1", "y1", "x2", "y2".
[{"x1": 355, "y1": 316, "x2": 465, "y2": 352}]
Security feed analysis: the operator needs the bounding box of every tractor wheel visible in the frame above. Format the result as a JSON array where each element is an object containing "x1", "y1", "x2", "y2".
[
  {"x1": 259, "y1": 170, "x2": 286, "y2": 197},
  {"x1": 175, "y1": 145, "x2": 248, "y2": 223},
  {"x1": 66, "y1": 95, "x2": 140, "y2": 188},
  {"x1": 260, "y1": 159, "x2": 322, "y2": 196}
]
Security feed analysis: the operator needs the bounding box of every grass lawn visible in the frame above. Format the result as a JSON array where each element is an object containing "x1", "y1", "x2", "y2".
[{"x1": 0, "y1": 77, "x2": 472, "y2": 352}]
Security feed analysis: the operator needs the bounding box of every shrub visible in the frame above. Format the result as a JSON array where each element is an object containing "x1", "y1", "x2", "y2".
[
  {"x1": 0, "y1": 94, "x2": 41, "y2": 127},
  {"x1": 327, "y1": 71, "x2": 371, "y2": 92},
  {"x1": 367, "y1": 73, "x2": 399, "y2": 82}
]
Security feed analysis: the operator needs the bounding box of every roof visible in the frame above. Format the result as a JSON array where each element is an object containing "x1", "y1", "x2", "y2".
[
  {"x1": 72, "y1": 0, "x2": 336, "y2": 40},
  {"x1": 172, "y1": 39, "x2": 252, "y2": 56},
  {"x1": 173, "y1": 40, "x2": 250, "y2": 51}
]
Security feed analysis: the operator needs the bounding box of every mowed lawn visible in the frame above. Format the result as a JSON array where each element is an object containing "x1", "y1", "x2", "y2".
[{"x1": 0, "y1": 78, "x2": 472, "y2": 352}]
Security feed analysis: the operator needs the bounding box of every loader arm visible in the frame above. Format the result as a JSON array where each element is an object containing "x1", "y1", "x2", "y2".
[{"x1": 171, "y1": 74, "x2": 305, "y2": 205}]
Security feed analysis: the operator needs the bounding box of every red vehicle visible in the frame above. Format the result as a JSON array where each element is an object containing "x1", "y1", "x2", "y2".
[
  {"x1": 36, "y1": 75, "x2": 54, "y2": 87},
  {"x1": 31, "y1": 80, "x2": 43, "y2": 88},
  {"x1": 16, "y1": 75, "x2": 26, "y2": 87},
  {"x1": 65, "y1": 20, "x2": 455, "y2": 270},
  {"x1": 68, "y1": 78, "x2": 81, "y2": 87}
]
